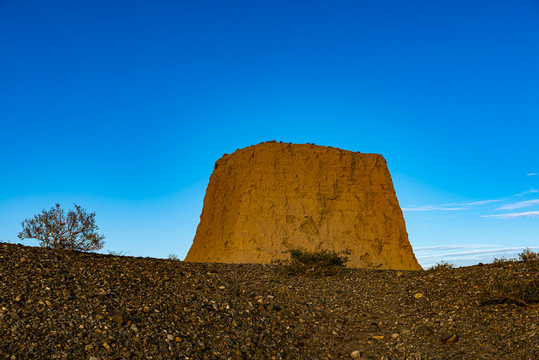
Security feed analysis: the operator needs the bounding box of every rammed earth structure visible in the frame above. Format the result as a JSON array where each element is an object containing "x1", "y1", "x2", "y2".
[{"x1": 186, "y1": 141, "x2": 422, "y2": 270}]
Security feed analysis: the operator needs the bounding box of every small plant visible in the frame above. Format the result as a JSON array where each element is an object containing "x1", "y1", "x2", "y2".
[
  {"x1": 274, "y1": 248, "x2": 350, "y2": 276},
  {"x1": 428, "y1": 261, "x2": 455, "y2": 271},
  {"x1": 18, "y1": 203, "x2": 105, "y2": 252},
  {"x1": 168, "y1": 253, "x2": 179, "y2": 261},
  {"x1": 492, "y1": 256, "x2": 516, "y2": 264},
  {"x1": 481, "y1": 247, "x2": 539, "y2": 308},
  {"x1": 481, "y1": 277, "x2": 539, "y2": 308},
  {"x1": 108, "y1": 250, "x2": 126, "y2": 256},
  {"x1": 519, "y1": 248, "x2": 539, "y2": 262}
]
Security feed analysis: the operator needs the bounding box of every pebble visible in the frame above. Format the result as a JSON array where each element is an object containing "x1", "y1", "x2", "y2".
[
  {"x1": 350, "y1": 350, "x2": 363, "y2": 358},
  {"x1": 110, "y1": 313, "x2": 126, "y2": 325},
  {"x1": 8, "y1": 312, "x2": 20, "y2": 321},
  {"x1": 441, "y1": 333, "x2": 459, "y2": 345},
  {"x1": 416, "y1": 325, "x2": 434, "y2": 336},
  {"x1": 414, "y1": 293, "x2": 423, "y2": 299}
]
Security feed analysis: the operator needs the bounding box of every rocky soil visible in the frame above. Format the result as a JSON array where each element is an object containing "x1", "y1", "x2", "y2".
[{"x1": 1, "y1": 242, "x2": 537, "y2": 359}]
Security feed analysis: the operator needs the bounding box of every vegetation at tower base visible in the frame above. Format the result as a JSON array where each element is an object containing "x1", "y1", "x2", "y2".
[
  {"x1": 273, "y1": 248, "x2": 351, "y2": 276},
  {"x1": 185, "y1": 141, "x2": 422, "y2": 270},
  {"x1": 18, "y1": 203, "x2": 105, "y2": 252}
]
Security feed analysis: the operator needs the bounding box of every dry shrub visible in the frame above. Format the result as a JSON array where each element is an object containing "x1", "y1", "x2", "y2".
[
  {"x1": 519, "y1": 248, "x2": 539, "y2": 262},
  {"x1": 427, "y1": 261, "x2": 455, "y2": 271},
  {"x1": 274, "y1": 248, "x2": 350, "y2": 276},
  {"x1": 481, "y1": 277, "x2": 539, "y2": 307},
  {"x1": 18, "y1": 203, "x2": 105, "y2": 252},
  {"x1": 168, "y1": 253, "x2": 180, "y2": 261},
  {"x1": 481, "y1": 248, "x2": 539, "y2": 307}
]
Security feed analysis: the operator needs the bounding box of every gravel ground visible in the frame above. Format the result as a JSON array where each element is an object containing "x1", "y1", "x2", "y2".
[{"x1": 1, "y1": 242, "x2": 537, "y2": 359}]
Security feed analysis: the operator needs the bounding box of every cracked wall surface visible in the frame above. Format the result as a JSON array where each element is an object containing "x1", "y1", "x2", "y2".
[{"x1": 185, "y1": 141, "x2": 422, "y2": 270}]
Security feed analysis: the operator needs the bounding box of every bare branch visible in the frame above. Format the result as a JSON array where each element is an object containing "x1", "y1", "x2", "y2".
[{"x1": 18, "y1": 203, "x2": 105, "y2": 252}]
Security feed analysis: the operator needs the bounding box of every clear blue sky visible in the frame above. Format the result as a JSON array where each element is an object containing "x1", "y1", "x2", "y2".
[{"x1": 1, "y1": 0, "x2": 538, "y2": 267}]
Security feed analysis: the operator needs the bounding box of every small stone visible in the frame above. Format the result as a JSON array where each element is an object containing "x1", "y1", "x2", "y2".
[
  {"x1": 84, "y1": 344, "x2": 93, "y2": 351},
  {"x1": 391, "y1": 333, "x2": 399, "y2": 339},
  {"x1": 167, "y1": 334, "x2": 175, "y2": 341},
  {"x1": 416, "y1": 325, "x2": 434, "y2": 336},
  {"x1": 110, "y1": 313, "x2": 126, "y2": 325},
  {"x1": 350, "y1": 350, "x2": 363, "y2": 358},
  {"x1": 442, "y1": 333, "x2": 459, "y2": 345},
  {"x1": 234, "y1": 349, "x2": 246, "y2": 359},
  {"x1": 130, "y1": 324, "x2": 139, "y2": 332},
  {"x1": 414, "y1": 293, "x2": 423, "y2": 299},
  {"x1": 8, "y1": 312, "x2": 20, "y2": 321}
]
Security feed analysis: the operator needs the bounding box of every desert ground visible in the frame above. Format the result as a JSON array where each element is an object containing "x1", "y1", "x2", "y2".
[{"x1": 1, "y1": 242, "x2": 537, "y2": 359}]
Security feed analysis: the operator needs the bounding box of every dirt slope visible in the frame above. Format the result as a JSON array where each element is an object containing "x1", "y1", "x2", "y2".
[{"x1": 1, "y1": 243, "x2": 537, "y2": 359}]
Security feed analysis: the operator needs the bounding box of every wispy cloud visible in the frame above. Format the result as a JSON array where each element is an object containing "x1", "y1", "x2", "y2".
[
  {"x1": 403, "y1": 199, "x2": 500, "y2": 212},
  {"x1": 402, "y1": 205, "x2": 467, "y2": 212},
  {"x1": 527, "y1": 173, "x2": 537, "y2": 176},
  {"x1": 515, "y1": 189, "x2": 538, "y2": 196},
  {"x1": 415, "y1": 244, "x2": 497, "y2": 251},
  {"x1": 497, "y1": 199, "x2": 539, "y2": 211},
  {"x1": 466, "y1": 199, "x2": 502, "y2": 206},
  {"x1": 482, "y1": 210, "x2": 539, "y2": 219},
  {"x1": 413, "y1": 244, "x2": 539, "y2": 268},
  {"x1": 403, "y1": 190, "x2": 539, "y2": 215},
  {"x1": 416, "y1": 247, "x2": 534, "y2": 261}
]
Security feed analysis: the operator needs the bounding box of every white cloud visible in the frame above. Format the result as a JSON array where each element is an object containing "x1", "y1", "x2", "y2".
[
  {"x1": 413, "y1": 245, "x2": 539, "y2": 268},
  {"x1": 482, "y1": 210, "x2": 539, "y2": 219},
  {"x1": 466, "y1": 199, "x2": 501, "y2": 206},
  {"x1": 415, "y1": 247, "x2": 536, "y2": 261},
  {"x1": 414, "y1": 244, "x2": 497, "y2": 251},
  {"x1": 527, "y1": 173, "x2": 537, "y2": 176},
  {"x1": 515, "y1": 189, "x2": 538, "y2": 196},
  {"x1": 402, "y1": 205, "x2": 467, "y2": 212},
  {"x1": 497, "y1": 199, "x2": 539, "y2": 210}
]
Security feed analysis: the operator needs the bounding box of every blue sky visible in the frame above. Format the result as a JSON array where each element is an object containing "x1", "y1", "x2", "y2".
[{"x1": 1, "y1": 0, "x2": 538, "y2": 268}]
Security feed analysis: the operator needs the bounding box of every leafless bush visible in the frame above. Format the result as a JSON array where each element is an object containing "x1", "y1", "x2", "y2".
[
  {"x1": 274, "y1": 248, "x2": 350, "y2": 276},
  {"x1": 427, "y1": 261, "x2": 455, "y2": 271},
  {"x1": 519, "y1": 248, "x2": 539, "y2": 262},
  {"x1": 168, "y1": 253, "x2": 180, "y2": 261},
  {"x1": 18, "y1": 203, "x2": 105, "y2": 252}
]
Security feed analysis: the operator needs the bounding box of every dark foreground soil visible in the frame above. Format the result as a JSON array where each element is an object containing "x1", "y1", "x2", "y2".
[{"x1": 1, "y1": 242, "x2": 537, "y2": 360}]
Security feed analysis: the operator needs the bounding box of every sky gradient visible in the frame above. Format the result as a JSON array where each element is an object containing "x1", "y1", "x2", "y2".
[{"x1": 1, "y1": 0, "x2": 538, "y2": 268}]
